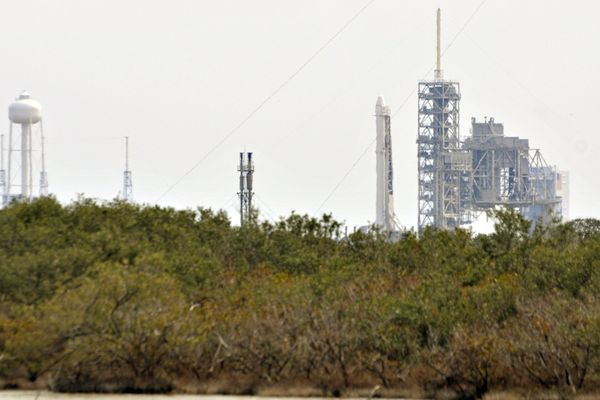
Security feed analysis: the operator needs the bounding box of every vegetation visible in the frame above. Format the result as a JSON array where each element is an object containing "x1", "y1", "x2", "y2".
[{"x1": 1, "y1": 197, "x2": 600, "y2": 399}]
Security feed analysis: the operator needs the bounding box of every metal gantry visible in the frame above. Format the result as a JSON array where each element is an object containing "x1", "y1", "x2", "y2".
[
  {"x1": 417, "y1": 80, "x2": 472, "y2": 231},
  {"x1": 465, "y1": 118, "x2": 531, "y2": 208},
  {"x1": 419, "y1": 116, "x2": 562, "y2": 232},
  {"x1": 416, "y1": 9, "x2": 562, "y2": 233}
]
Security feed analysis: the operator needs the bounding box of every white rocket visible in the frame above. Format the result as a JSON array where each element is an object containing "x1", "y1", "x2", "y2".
[{"x1": 375, "y1": 96, "x2": 399, "y2": 231}]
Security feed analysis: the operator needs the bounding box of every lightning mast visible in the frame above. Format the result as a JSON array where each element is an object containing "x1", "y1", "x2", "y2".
[
  {"x1": 434, "y1": 8, "x2": 443, "y2": 80},
  {"x1": 122, "y1": 136, "x2": 133, "y2": 201}
]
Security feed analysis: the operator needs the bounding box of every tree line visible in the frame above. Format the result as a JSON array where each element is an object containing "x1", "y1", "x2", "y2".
[{"x1": 1, "y1": 197, "x2": 600, "y2": 399}]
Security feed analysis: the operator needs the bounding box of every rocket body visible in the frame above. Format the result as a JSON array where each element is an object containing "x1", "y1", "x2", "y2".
[{"x1": 375, "y1": 96, "x2": 397, "y2": 231}]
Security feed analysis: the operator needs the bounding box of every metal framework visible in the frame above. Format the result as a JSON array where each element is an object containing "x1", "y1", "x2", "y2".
[
  {"x1": 238, "y1": 152, "x2": 254, "y2": 227},
  {"x1": 524, "y1": 150, "x2": 561, "y2": 222},
  {"x1": 417, "y1": 80, "x2": 472, "y2": 231},
  {"x1": 416, "y1": 9, "x2": 562, "y2": 232},
  {"x1": 466, "y1": 118, "x2": 531, "y2": 208},
  {"x1": 465, "y1": 118, "x2": 561, "y2": 220}
]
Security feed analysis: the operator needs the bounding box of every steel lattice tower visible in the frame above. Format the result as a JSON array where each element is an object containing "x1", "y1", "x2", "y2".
[
  {"x1": 417, "y1": 9, "x2": 472, "y2": 232},
  {"x1": 238, "y1": 152, "x2": 254, "y2": 227}
]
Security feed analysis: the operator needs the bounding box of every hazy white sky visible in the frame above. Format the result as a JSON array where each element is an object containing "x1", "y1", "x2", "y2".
[{"x1": 1, "y1": 0, "x2": 598, "y2": 230}]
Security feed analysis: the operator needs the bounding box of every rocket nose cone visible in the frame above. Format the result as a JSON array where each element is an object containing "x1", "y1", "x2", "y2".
[{"x1": 376, "y1": 96, "x2": 385, "y2": 107}]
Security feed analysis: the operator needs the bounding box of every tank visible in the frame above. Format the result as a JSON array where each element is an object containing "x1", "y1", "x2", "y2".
[{"x1": 9, "y1": 92, "x2": 42, "y2": 124}]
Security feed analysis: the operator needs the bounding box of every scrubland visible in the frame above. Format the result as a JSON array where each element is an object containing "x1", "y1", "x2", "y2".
[{"x1": 1, "y1": 198, "x2": 600, "y2": 399}]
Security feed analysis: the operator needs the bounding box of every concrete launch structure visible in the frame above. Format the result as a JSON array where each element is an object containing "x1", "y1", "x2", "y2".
[
  {"x1": 4, "y1": 91, "x2": 47, "y2": 205},
  {"x1": 375, "y1": 96, "x2": 400, "y2": 231},
  {"x1": 416, "y1": 10, "x2": 563, "y2": 232}
]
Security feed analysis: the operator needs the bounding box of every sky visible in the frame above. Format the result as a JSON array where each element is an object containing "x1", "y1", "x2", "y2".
[{"x1": 0, "y1": 0, "x2": 598, "y2": 231}]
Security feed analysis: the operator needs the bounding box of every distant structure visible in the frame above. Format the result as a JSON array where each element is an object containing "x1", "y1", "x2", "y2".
[
  {"x1": 465, "y1": 118, "x2": 560, "y2": 223},
  {"x1": 39, "y1": 126, "x2": 48, "y2": 196},
  {"x1": 0, "y1": 135, "x2": 6, "y2": 201},
  {"x1": 416, "y1": 10, "x2": 562, "y2": 232},
  {"x1": 4, "y1": 91, "x2": 46, "y2": 205},
  {"x1": 556, "y1": 170, "x2": 570, "y2": 220},
  {"x1": 238, "y1": 152, "x2": 254, "y2": 227},
  {"x1": 375, "y1": 96, "x2": 400, "y2": 231},
  {"x1": 417, "y1": 9, "x2": 471, "y2": 230},
  {"x1": 122, "y1": 136, "x2": 133, "y2": 201}
]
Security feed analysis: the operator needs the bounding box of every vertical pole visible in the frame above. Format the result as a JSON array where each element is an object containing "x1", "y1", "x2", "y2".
[
  {"x1": 7, "y1": 123, "x2": 13, "y2": 201},
  {"x1": 239, "y1": 152, "x2": 245, "y2": 227},
  {"x1": 123, "y1": 136, "x2": 128, "y2": 200},
  {"x1": 125, "y1": 136, "x2": 129, "y2": 172},
  {"x1": 21, "y1": 123, "x2": 29, "y2": 199},
  {"x1": 122, "y1": 136, "x2": 133, "y2": 201},
  {"x1": 0, "y1": 134, "x2": 4, "y2": 205},
  {"x1": 39, "y1": 122, "x2": 48, "y2": 196},
  {"x1": 40, "y1": 125, "x2": 46, "y2": 179},
  {"x1": 247, "y1": 152, "x2": 253, "y2": 221},
  {"x1": 435, "y1": 8, "x2": 442, "y2": 80},
  {"x1": 29, "y1": 119, "x2": 33, "y2": 200}
]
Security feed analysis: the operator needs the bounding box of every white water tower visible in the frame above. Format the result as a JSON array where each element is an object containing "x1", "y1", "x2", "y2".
[{"x1": 5, "y1": 91, "x2": 47, "y2": 203}]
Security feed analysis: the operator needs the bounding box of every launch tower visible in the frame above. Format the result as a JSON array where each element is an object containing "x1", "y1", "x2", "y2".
[
  {"x1": 417, "y1": 9, "x2": 472, "y2": 232},
  {"x1": 415, "y1": 10, "x2": 561, "y2": 232}
]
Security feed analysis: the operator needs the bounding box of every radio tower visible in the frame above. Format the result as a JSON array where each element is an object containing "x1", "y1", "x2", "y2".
[
  {"x1": 237, "y1": 152, "x2": 254, "y2": 227},
  {"x1": 122, "y1": 136, "x2": 133, "y2": 201}
]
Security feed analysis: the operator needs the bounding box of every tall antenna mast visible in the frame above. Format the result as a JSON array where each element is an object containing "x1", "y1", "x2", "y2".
[
  {"x1": 122, "y1": 136, "x2": 133, "y2": 201},
  {"x1": 39, "y1": 122, "x2": 48, "y2": 196},
  {"x1": 237, "y1": 152, "x2": 255, "y2": 227},
  {"x1": 434, "y1": 8, "x2": 443, "y2": 80}
]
